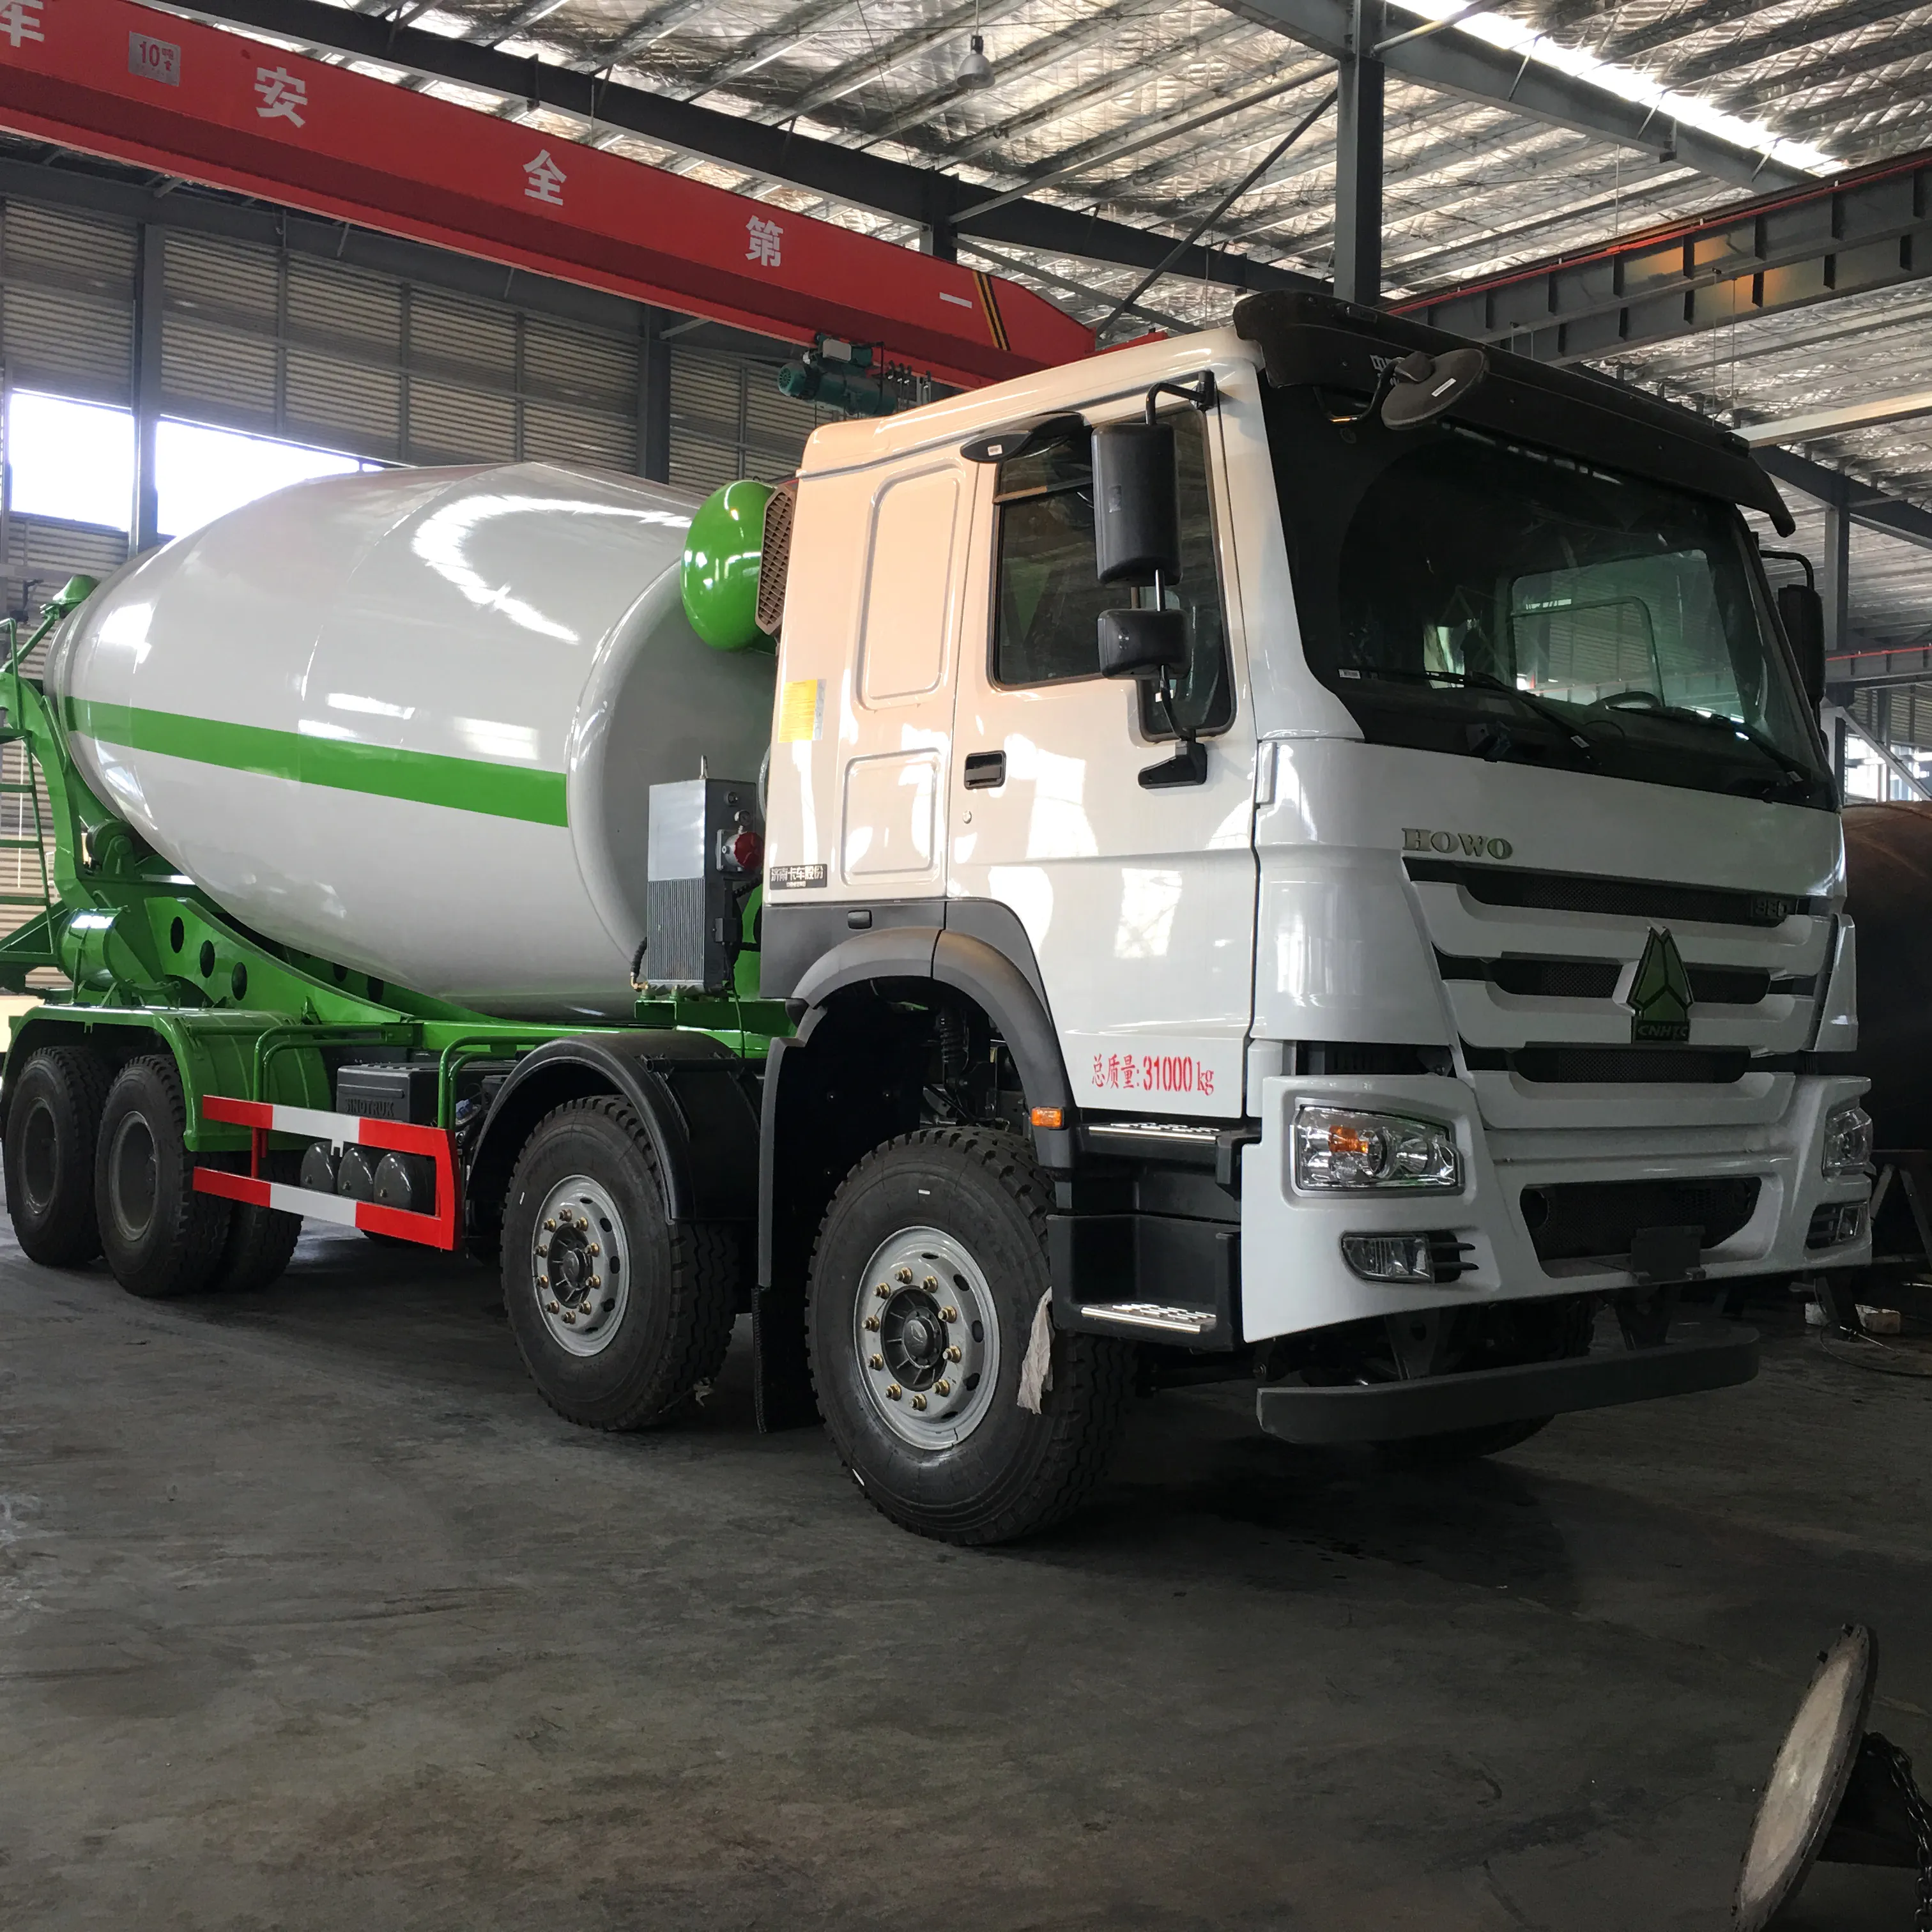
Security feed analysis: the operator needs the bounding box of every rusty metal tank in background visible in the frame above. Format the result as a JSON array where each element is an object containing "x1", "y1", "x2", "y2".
[{"x1": 1842, "y1": 802, "x2": 1932, "y2": 1149}]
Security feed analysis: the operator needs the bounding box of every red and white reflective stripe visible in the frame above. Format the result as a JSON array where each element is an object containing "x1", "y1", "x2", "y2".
[{"x1": 193, "y1": 1097, "x2": 460, "y2": 1250}]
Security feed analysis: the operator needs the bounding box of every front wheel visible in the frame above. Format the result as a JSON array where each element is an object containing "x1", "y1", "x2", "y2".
[
  {"x1": 500, "y1": 1096, "x2": 739, "y2": 1429},
  {"x1": 807, "y1": 1129, "x2": 1133, "y2": 1545}
]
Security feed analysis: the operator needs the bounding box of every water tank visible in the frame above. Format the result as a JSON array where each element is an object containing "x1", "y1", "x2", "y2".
[{"x1": 44, "y1": 461, "x2": 775, "y2": 1020}]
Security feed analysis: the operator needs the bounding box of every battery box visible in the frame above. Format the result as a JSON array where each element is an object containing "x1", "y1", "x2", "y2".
[{"x1": 336, "y1": 1062, "x2": 440, "y2": 1124}]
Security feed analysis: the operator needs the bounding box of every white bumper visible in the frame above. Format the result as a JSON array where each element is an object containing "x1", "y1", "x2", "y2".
[{"x1": 1238, "y1": 1070, "x2": 1872, "y2": 1340}]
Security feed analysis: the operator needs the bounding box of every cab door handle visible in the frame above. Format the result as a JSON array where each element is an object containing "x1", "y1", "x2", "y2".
[{"x1": 963, "y1": 751, "x2": 1006, "y2": 789}]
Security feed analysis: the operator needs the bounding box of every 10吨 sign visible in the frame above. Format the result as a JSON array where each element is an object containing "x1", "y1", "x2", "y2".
[{"x1": 128, "y1": 30, "x2": 180, "y2": 85}]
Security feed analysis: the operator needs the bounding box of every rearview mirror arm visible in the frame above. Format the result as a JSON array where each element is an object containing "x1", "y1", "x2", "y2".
[
  {"x1": 1140, "y1": 372, "x2": 1218, "y2": 425},
  {"x1": 1140, "y1": 569, "x2": 1209, "y2": 790}
]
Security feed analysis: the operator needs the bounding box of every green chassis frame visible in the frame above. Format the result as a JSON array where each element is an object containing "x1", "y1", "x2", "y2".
[{"x1": 0, "y1": 578, "x2": 784, "y2": 1184}]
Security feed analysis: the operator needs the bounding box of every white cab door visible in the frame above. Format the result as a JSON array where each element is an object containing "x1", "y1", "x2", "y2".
[{"x1": 947, "y1": 401, "x2": 1258, "y2": 1119}]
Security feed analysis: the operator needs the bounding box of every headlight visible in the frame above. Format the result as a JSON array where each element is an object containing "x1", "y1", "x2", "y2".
[
  {"x1": 1294, "y1": 1105, "x2": 1460, "y2": 1191},
  {"x1": 1821, "y1": 1102, "x2": 1873, "y2": 1179}
]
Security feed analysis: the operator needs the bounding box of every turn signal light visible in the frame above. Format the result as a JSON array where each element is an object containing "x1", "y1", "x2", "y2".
[{"x1": 1030, "y1": 1107, "x2": 1064, "y2": 1129}]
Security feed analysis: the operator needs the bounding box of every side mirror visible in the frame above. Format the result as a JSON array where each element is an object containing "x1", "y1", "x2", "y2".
[
  {"x1": 1777, "y1": 582, "x2": 1826, "y2": 708},
  {"x1": 1099, "y1": 608, "x2": 1187, "y2": 682},
  {"x1": 1091, "y1": 422, "x2": 1180, "y2": 585}
]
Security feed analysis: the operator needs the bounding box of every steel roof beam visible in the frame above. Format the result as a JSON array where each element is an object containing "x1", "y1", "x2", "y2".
[
  {"x1": 1216, "y1": 0, "x2": 1813, "y2": 190},
  {"x1": 1753, "y1": 445, "x2": 1932, "y2": 554},
  {"x1": 777, "y1": 0, "x2": 1036, "y2": 123},
  {"x1": 867, "y1": 0, "x2": 1202, "y2": 152},
  {"x1": 1399, "y1": 144, "x2": 1932, "y2": 363},
  {"x1": 1741, "y1": 390, "x2": 1932, "y2": 447},
  {"x1": 159, "y1": 0, "x2": 1319, "y2": 294}
]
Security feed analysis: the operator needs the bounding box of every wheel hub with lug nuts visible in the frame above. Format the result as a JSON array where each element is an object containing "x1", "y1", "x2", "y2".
[
  {"x1": 852, "y1": 1227, "x2": 1000, "y2": 1450},
  {"x1": 531, "y1": 1174, "x2": 628, "y2": 1357}
]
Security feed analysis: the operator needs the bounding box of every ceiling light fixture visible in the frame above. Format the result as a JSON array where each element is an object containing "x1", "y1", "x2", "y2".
[{"x1": 958, "y1": 31, "x2": 993, "y2": 89}]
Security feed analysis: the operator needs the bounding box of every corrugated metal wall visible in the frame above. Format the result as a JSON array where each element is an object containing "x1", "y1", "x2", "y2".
[
  {"x1": 0, "y1": 193, "x2": 832, "y2": 624},
  {"x1": 160, "y1": 229, "x2": 643, "y2": 470},
  {"x1": 670, "y1": 348, "x2": 826, "y2": 494}
]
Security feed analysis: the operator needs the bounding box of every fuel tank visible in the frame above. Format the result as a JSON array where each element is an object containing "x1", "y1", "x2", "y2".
[{"x1": 44, "y1": 461, "x2": 775, "y2": 1021}]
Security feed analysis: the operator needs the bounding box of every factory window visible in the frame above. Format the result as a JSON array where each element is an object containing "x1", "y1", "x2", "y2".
[
  {"x1": 155, "y1": 420, "x2": 378, "y2": 540},
  {"x1": 2, "y1": 394, "x2": 381, "y2": 540},
  {"x1": 6, "y1": 392, "x2": 134, "y2": 530}
]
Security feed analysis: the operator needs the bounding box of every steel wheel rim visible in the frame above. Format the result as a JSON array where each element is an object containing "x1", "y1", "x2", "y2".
[
  {"x1": 107, "y1": 1114, "x2": 158, "y2": 1243},
  {"x1": 852, "y1": 1225, "x2": 1001, "y2": 1450},
  {"x1": 531, "y1": 1174, "x2": 629, "y2": 1357},
  {"x1": 19, "y1": 1098, "x2": 57, "y2": 1214}
]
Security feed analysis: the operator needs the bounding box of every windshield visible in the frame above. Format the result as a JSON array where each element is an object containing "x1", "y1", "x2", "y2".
[{"x1": 1261, "y1": 384, "x2": 1832, "y2": 809}]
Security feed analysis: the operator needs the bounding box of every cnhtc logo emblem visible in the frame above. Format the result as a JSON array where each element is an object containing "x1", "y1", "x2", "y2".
[{"x1": 1628, "y1": 928, "x2": 1693, "y2": 1043}]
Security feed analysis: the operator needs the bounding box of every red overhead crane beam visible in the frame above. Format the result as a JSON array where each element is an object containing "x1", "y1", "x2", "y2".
[{"x1": 0, "y1": 0, "x2": 1093, "y2": 389}]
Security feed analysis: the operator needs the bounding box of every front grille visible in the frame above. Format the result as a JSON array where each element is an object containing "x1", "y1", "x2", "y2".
[
  {"x1": 1438, "y1": 953, "x2": 1620, "y2": 998},
  {"x1": 1440, "y1": 954, "x2": 1800, "y2": 1008},
  {"x1": 1688, "y1": 965, "x2": 1771, "y2": 1004},
  {"x1": 1407, "y1": 857, "x2": 1823, "y2": 928},
  {"x1": 1522, "y1": 1177, "x2": 1761, "y2": 1264},
  {"x1": 1465, "y1": 1044, "x2": 1751, "y2": 1084}
]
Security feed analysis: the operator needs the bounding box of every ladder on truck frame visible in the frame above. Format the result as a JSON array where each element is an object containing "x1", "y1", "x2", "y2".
[{"x1": 0, "y1": 611, "x2": 63, "y2": 988}]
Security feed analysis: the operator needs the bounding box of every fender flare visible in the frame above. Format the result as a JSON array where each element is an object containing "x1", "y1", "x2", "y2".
[
  {"x1": 789, "y1": 926, "x2": 1070, "y2": 1116},
  {"x1": 468, "y1": 1031, "x2": 760, "y2": 1229}
]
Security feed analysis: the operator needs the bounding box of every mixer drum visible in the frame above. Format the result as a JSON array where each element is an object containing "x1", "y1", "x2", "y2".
[
  {"x1": 43, "y1": 461, "x2": 776, "y2": 1021},
  {"x1": 1841, "y1": 802, "x2": 1932, "y2": 1150}
]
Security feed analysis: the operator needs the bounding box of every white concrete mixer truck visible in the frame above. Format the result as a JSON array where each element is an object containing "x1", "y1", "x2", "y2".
[{"x1": 0, "y1": 291, "x2": 1871, "y2": 1545}]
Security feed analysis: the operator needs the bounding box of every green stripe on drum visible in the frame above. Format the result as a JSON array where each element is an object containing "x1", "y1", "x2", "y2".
[{"x1": 65, "y1": 699, "x2": 569, "y2": 828}]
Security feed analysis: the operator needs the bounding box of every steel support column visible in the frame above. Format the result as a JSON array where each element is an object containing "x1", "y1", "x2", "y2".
[
  {"x1": 131, "y1": 222, "x2": 164, "y2": 556},
  {"x1": 1333, "y1": 0, "x2": 1383, "y2": 307},
  {"x1": 639, "y1": 306, "x2": 672, "y2": 485},
  {"x1": 1821, "y1": 479, "x2": 1852, "y2": 663}
]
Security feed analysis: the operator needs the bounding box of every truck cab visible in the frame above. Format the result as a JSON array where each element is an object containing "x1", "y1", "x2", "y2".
[{"x1": 753, "y1": 291, "x2": 1870, "y2": 1520}]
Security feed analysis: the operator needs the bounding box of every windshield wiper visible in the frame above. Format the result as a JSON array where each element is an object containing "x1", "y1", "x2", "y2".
[
  {"x1": 1629, "y1": 702, "x2": 1821, "y2": 797},
  {"x1": 1354, "y1": 667, "x2": 1598, "y2": 767}
]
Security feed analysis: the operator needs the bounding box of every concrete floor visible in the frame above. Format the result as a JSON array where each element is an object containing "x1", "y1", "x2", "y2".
[{"x1": 2, "y1": 1220, "x2": 1928, "y2": 1931}]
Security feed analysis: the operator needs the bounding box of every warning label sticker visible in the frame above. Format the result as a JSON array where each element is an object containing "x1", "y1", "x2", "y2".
[{"x1": 777, "y1": 678, "x2": 823, "y2": 744}]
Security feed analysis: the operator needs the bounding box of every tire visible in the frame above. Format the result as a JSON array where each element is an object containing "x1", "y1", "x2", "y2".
[
  {"x1": 807, "y1": 1128, "x2": 1133, "y2": 1546},
  {"x1": 500, "y1": 1096, "x2": 738, "y2": 1430},
  {"x1": 208, "y1": 1154, "x2": 302, "y2": 1294},
  {"x1": 1371, "y1": 1298, "x2": 1595, "y2": 1464},
  {"x1": 3, "y1": 1043, "x2": 111, "y2": 1266},
  {"x1": 95, "y1": 1055, "x2": 233, "y2": 1300}
]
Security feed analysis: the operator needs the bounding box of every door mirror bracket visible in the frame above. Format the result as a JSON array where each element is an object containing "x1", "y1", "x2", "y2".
[{"x1": 1098, "y1": 606, "x2": 1208, "y2": 788}]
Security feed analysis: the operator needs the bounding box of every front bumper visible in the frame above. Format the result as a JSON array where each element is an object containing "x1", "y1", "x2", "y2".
[
  {"x1": 1256, "y1": 1321, "x2": 1759, "y2": 1443},
  {"x1": 1238, "y1": 1070, "x2": 1871, "y2": 1342}
]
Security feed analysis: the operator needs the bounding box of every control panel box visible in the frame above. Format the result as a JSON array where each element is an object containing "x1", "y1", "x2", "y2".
[{"x1": 645, "y1": 778, "x2": 763, "y2": 992}]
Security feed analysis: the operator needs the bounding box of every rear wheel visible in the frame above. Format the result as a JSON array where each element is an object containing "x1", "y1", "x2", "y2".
[
  {"x1": 4, "y1": 1043, "x2": 110, "y2": 1265},
  {"x1": 807, "y1": 1129, "x2": 1133, "y2": 1545},
  {"x1": 209, "y1": 1153, "x2": 302, "y2": 1293},
  {"x1": 95, "y1": 1055, "x2": 232, "y2": 1300},
  {"x1": 501, "y1": 1096, "x2": 738, "y2": 1429}
]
